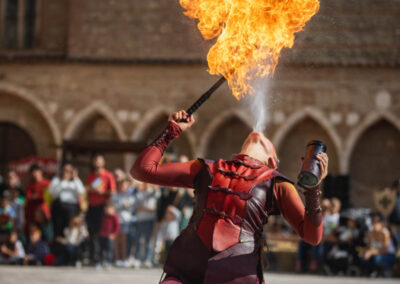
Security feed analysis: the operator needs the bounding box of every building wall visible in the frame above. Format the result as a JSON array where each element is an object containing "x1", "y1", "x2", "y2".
[
  {"x1": 0, "y1": 0, "x2": 399, "y2": 207},
  {"x1": 0, "y1": 62, "x2": 399, "y2": 207}
]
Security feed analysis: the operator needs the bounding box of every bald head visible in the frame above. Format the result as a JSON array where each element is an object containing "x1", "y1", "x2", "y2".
[{"x1": 240, "y1": 132, "x2": 278, "y2": 168}]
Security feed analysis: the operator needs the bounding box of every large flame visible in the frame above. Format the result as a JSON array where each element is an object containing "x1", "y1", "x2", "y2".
[{"x1": 179, "y1": 0, "x2": 319, "y2": 99}]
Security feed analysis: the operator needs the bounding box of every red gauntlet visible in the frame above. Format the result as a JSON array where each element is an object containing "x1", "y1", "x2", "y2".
[
  {"x1": 151, "y1": 121, "x2": 182, "y2": 153},
  {"x1": 303, "y1": 187, "x2": 322, "y2": 226}
]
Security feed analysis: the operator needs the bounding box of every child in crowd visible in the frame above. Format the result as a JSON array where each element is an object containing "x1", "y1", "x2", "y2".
[
  {"x1": 160, "y1": 205, "x2": 181, "y2": 259},
  {"x1": 0, "y1": 230, "x2": 25, "y2": 264},
  {"x1": 24, "y1": 225, "x2": 50, "y2": 265},
  {"x1": 32, "y1": 209, "x2": 53, "y2": 242},
  {"x1": 56, "y1": 216, "x2": 88, "y2": 266},
  {"x1": 5, "y1": 189, "x2": 24, "y2": 233},
  {"x1": 0, "y1": 195, "x2": 15, "y2": 243},
  {"x1": 112, "y1": 178, "x2": 134, "y2": 267},
  {"x1": 98, "y1": 202, "x2": 120, "y2": 269}
]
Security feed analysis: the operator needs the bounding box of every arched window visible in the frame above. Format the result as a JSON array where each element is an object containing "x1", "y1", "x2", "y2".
[
  {"x1": 205, "y1": 116, "x2": 251, "y2": 160},
  {"x1": 141, "y1": 114, "x2": 194, "y2": 160},
  {"x1": 350, "y1": 120, "x2": 400, "y2": 208},
  {"x1": 277, "y1": 117, "x2": 339, "y2": 182}
]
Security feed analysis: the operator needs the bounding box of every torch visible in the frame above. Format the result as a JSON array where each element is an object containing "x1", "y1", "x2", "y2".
[{"x1": 181, "y1": 76, "x2": 226, "y2": 122}]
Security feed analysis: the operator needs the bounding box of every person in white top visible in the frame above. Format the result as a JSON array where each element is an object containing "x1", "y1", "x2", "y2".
[
  {"x1": 363, "y1": 213, "x2": 397, "y2": 277},
  {"x1": 50, "y1": 163, "x2": 85, "y2": 238}
]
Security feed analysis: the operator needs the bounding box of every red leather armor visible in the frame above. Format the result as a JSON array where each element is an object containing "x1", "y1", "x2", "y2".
[{"x1": 196, "y1": 156, "x2": 275, "y2": 252}]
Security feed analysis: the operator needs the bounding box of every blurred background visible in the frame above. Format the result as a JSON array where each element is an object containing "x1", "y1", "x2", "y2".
[{"x1": 0, "y1": 0, "x2": 399, "y2": 279}]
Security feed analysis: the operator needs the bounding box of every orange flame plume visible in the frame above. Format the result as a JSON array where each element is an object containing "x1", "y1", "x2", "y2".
[{"x1": 179, "y1": 0, "x2": 319, "y2": 99}]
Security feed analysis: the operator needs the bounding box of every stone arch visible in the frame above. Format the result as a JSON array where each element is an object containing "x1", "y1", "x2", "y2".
[
  {"x1": 131, "y1": 107, "x2": 196, "y2": 159},
  {"x1": 0, "y1": 82, "x2": 61, "y2": 146},
  {"x1": 0, "y1": 83, "x2": 61, "y2": 159},
  {"x1": 131, "y1": 107, "x2": 171, "y2": 141},
  {"x1": 64, "y1": 101, "x2": 129, "y2": 177},
  {"x1": 200, "y1": 109, "x2": 252, "y2": 160},
  {"x1": 275, "y1": 115, "x2": 340, "y2": 182},
  {"x1": 64, "y1": 101, "x2": 127, "y2": 140},
  {"x1": 273, "y1": 107, "x2": 342, "y2": 157},
  {"x1": 348, "y1": 117, "x2": 400, "y2": 208},
  {"x1": 343, "y1": 111, "x2": 400, "y2": 173}
]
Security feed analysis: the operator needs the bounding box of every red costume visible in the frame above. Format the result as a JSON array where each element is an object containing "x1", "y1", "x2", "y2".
[
  {"x1": 131, "y1": 122, "x2": 322, "y2": 284},
  {"x1": 86, "y1": 169, "x2": 117, "y2": 206},
  {"x1": 25, "y1": 179, "x2": 51, "y2": 226}
]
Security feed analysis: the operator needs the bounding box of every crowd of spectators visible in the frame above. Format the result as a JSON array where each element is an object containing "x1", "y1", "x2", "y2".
[
  {"x1": 0, "y1": 155, "x2": 398, "y2": 278},
  {"x1": 0, "y1": 154, "x2": 193, "y2": 270},
  {"x1": 294, "y1": 185, "x2": 400, "y2": 278}
]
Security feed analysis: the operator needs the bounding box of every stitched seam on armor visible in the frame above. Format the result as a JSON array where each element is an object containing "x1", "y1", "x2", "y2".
[
  {"x1": 203, "y1": 207, "x2": 243, "y2": 225},
  {"x1": 208, "y1": 185, "x2": 252, "y2": 200},
  {"x1": 217, "y1": 168, "x2": 257, "y2": 181}
]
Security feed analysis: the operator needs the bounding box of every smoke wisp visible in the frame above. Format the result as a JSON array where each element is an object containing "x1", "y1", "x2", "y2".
[{"x1": 242, "y1": 77, "x2": 270, "y2": 132}]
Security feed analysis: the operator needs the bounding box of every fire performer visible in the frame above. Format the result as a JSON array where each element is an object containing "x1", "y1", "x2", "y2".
[{"x1": 131, "y1": 110, "x2": 328, "y2": 284}]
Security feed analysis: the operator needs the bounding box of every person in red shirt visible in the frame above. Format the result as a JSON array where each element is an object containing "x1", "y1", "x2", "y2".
[
  {"x1": 131, "y1": 110, "x2": 328, "y2": 284},
  {"x1": 98, "y1": 202, "x2": 120, "y2": 269},
  {"x1": 25, "y1": 164, "x2": 50, "y2": 234},
  {"x1": 86, "y1": 154, "x2": 116, "y2": 265}
]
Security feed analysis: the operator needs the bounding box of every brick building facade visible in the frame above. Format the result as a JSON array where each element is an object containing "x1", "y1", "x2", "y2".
[{"x1": 0, "y1": 0, "x2": 399, "y2": 208}]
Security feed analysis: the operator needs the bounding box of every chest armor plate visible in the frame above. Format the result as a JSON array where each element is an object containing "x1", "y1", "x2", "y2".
[{"x1": 195, "y1": 158, "x2": 277, "y2": 252}]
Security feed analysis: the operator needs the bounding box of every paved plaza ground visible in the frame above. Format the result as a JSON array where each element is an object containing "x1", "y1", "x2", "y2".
[{"x1": 0, "y1": 266, "x2": 398, "y2": 284}]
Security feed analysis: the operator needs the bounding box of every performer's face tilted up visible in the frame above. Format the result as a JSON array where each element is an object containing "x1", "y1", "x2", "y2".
[{"x1": 240, "y1": 131, "x2": 279, "y2": 169}]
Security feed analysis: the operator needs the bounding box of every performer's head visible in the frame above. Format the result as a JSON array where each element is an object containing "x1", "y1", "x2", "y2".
[{"x1": 240, "y1": 132, "x2": 279, "y2": 169}]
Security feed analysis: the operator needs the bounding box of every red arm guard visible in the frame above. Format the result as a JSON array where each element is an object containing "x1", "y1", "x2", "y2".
[
  {"x1": 130, "y1": 121, "x2": 202, "y2": 188},
  {"x1": 274, "y1": 181, "x2": 323, "y2": 245}
]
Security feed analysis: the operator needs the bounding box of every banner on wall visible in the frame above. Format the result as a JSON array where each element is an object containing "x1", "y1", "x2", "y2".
[{"x1": 9, "y1": 156, "x2": 58, "y2": 177}]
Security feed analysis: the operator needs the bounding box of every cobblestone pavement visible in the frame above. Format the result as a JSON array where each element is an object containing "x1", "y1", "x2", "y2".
[{"x1": 0, "y1": 266, "x2": 398, "y2": 284}]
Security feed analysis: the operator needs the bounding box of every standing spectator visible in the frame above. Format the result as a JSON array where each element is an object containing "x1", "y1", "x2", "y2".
[
  {"x1": 55, "y1": 216, "x2": 88, "y2": 266},
  {"x1": 24, "y1": 225, "x2": 50, "y2": 265},
  {"x1": 50, "y1": 163, "x2": 84, "y2": 238},
  {"x1": 133, "y1": 182, "x2": 158, "y2": 268},
  {"x1": 86, "y1": 154, "x2": 116, "y2": 265},
  {"x1": 99, "y1": 202, "x2": 120, "y2": 269},
  {"x1": 0, "y1": 230, "x2": 25, "y2": 264},
  {"x1": 363, "y1": 213, "x2": 397, "y2": 277},
  {"x1": 112, "y1": 178, "x2": 134, "y2": 267},
  {"x1": 296, "y1": 198, "x2": 332, "y2": 273},
  {"x1": 156, "y1": 187, "x2": 179, "y2": 223},
  {"x1": 320, "y1": 198, "x2": 341, "y2": 270},
  {"x1": 159, "y1": 205, "x2": 181, "y2": 259},
  {"x1": 25, "y1": 164, "x2": 51, "y2": 233},
  {"x1": 389, "y1": 178, "x2": 400, "y2": 246},
  {"x1": 0, "y1": 169, "x2": 24, "y2": 198},
  {"x1": 175, "y1": 188, "x2": 194, "y2": 231}
]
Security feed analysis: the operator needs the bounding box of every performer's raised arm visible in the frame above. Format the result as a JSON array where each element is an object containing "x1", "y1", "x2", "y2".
[
  {"x1": 274, "y1": 153, "x2": 328, "y2": 245},
  {"x1": 130, "y1": 110, "x2": 202, "y2": 188}
]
